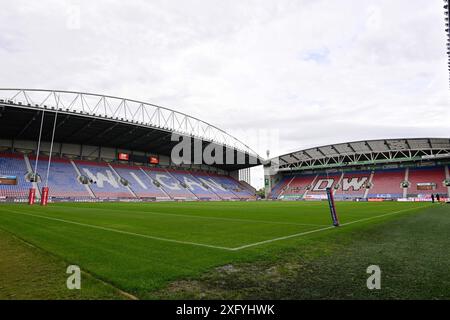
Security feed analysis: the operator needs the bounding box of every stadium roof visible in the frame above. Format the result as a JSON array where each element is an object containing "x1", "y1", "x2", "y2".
[
  {"x1": 0, "y1": 89, "x2": 261, "y2": 171},
  {"x1": 271, "y1": 138, "x2": 450, "y2": 172}
]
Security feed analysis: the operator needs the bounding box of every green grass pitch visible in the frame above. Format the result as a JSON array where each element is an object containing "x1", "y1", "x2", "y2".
[{"x1": 0, "y1": 201, "x2": 448, "y2": 299}]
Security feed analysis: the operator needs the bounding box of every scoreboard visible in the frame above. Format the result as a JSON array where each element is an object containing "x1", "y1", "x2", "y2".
[
  {"x1": 416, "y1": 182, "x2": 435, "y2": 191},
  {"x1": 149, "y1": 156, "x2": 159, "y2": 164},
  {"x1": 118, "y1": 153, "x2": 159, "y2": 165},
  {"x1": 118, "y1": 153, "x2": 129, "y2": 161},
  {"x1": 0, "y1": 175, "x2": 17, "y2": 185}
]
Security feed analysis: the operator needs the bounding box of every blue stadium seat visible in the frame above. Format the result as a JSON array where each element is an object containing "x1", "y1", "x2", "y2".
[
  {"x1": 112, "y1": 165, "x2": 170, "y2": 199},
  {"x1": 0, "y1": 153, "x2": 30, "y2": 198},
  {"x1": 169, "y1": 170, "x2": 221, "y2": 200},
  {"x1": 31, "y1": 157, "x2": 92, "y2": 199},
  {"x1": 75, "y1": 161, "x2": 134, "y2": 199},
  {"x1": 143, "y1": 168, "x2": 196, "y2": 200}
]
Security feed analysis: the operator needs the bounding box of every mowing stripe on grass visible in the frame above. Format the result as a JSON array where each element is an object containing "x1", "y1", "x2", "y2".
[
  {"x1": 0, "y1": 205, "x2": 432, "y2": 252},
  {"x1": 230, "y1": 205, "x2": 432, "y2": 251},
  {"x1": 46, "y1": 205, "x2": 328, "y2": 227},
  {"x1": 1, "y1": 208, "x2": 236, "y2": 251},
  {"x1": 339, "y1": 205, "x2": 433, "y2": 226}
]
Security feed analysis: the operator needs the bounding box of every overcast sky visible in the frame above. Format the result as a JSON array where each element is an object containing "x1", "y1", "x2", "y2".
[{"x1": 0, "y1": 0, "x2": 449, "y2": 188}]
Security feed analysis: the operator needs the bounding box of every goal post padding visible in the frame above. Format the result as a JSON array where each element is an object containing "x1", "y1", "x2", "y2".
[{"x1": 326, "y1": 187, "x2": 340, "y2": 227}]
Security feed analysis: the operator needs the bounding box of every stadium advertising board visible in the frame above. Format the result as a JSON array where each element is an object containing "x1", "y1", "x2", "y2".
[
  {"x1": 0, "y1": 175, "x2": 17, "y2": 185},
  {"x1": 149, "y1": 156, "x2": 159, "y2": 164},
  {"x1": 416, "y1": 182, "x2": 436, "y2": 190},
  {"x1": 118, "y1": 153, "x2": 129, "y2": 161},
  {"x1": 118, "y1": 153, "x2": 159, "y2": 165}
]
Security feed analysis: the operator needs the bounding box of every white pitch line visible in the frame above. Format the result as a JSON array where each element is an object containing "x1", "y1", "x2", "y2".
[
  {"x1": 0, "y1": 204, "x2": 433, "y2": 252},
  {"x1": 230, "y1": 205, "x2": 432, "y2": 251},
  {"x1": 230, "y1": 225, "x2": 337, "y2": 251},
  {"x1": 46, "y1": 205, "x2": 328, "y2": 227},
  {"x1": 1, "y1": 208, "x2": 235, "y2": 251}
]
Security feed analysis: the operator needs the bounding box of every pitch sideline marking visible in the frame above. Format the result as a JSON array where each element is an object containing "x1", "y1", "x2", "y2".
[
  {"x1": 46, "y1": 204, "x2": 329, "y2": 227},
  {"x1": 230, "y1": 205, "x2": 433, "y2": 251},
  {"x1": 1, "y1": 208, "x2": 235, "y2": 251}
]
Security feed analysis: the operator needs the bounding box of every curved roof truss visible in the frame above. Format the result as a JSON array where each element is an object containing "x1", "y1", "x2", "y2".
[
  {"x1": 272, "y1": 138, "x2": 450, "y2": 172},
  {"x1": 0, "y1": 88, "x2": 260, "y2": 158}
]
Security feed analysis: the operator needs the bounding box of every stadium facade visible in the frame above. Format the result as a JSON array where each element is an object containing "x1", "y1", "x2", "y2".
[
  {"x1": 265, "y1": 138, "x2": 450, "y2": 201},
  {"x1": 0, "y1": 89, "x2": 261, "y2": 202}
]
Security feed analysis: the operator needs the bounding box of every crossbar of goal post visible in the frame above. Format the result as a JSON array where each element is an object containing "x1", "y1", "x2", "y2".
[{"x1": 326, "y1": 187, "x2": 340, "y2": 227}]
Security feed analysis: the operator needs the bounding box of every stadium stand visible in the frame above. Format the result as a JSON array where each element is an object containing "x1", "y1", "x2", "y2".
[
  {"x1": 278, "y1": 174, "x2": 317, "y2": 199},
  {"x1": 74, "y1": 161, "x2": 133, "y2": 199},
  {"x1": 270, "y1": 177, "x2": 291, "y2": 199},
  {"x1": 266, "y1": 139, "x2": 450, "y2": 201},
  {"x1": 111, "y1": 164, "x2": 170, "y2": 199},
  {"x1": 0, "y1": 153, "x2": 30, "y2": 199},
  {"x1": 0, "y1": 153, "x2": 257, "y2": 201},
  {"x1": 334, "y1": 171, "x2": 372, "y2": 199},
  {"x1": 367, "y1": 169, "x2": 405, "y2": 199},
  {"x1": 407, "y1": 166, "x2": 447, "y2": 197},
  {"x1": 2, "y1": 153, "x2": 449, "y2": 202},
  {"x1": 238, "y1": 179, "x2": 257, "y2": 196},
  {"x1": 30, "y1": 156, "x2": 92, "y2": 199},
  {"x1": 304, "y1": 173, "x2": 342, "y2": 199},
  {"x1": 207, "y1": 173, "x2": 255, "y2": 199},
  {"x1": 193, "y1": 171, "x2": 237, "y2": 200},
  {"x1": 0, "y1": 89, "x2": 259, "y2": 203},
  {"x1": 165, "y1": 169, "x2": 220, "y2": 200},
  {"x1": 269, "y1": 167, "x2": 450, "y2": 200},
  {"x1": 268, "y1": 176, "x2": 291, "y2": 199},
  {"x1": 142, "y1": 167, "x2": 198, "y2": 200}
]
